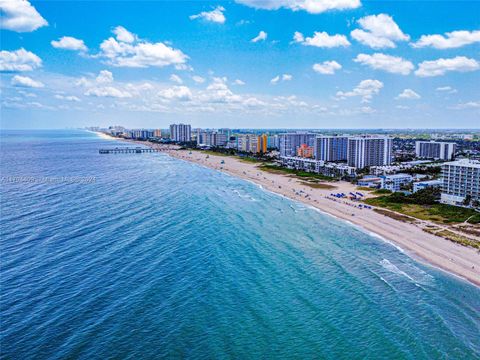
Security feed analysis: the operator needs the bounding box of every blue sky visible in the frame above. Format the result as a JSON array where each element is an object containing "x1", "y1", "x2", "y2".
[{"x1": 1, "y1": 0, "x2": 479, "y2": 129}]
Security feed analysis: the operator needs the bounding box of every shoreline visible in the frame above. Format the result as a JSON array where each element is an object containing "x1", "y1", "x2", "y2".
[{"x1": 96, "y1": 133, "x2": 480, "y2": 287}]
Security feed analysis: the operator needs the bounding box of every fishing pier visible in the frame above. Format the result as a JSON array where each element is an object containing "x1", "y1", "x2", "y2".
[{"x1": 99, "y1": 147, "x2": 163, "y2": 154}]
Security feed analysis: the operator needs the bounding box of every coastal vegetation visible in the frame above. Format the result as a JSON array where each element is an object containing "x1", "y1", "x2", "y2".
[
  {"x1": 300, "y1": 181, "x2": 337, "y2": 190},
  {"x1": 365, "y1": 188, "x2": 480, "y2": 224},
  {"x1": 199, "y1": 149, "x2": 267, "y2": 164},
  {"x1": 423, "y1": 228, "x2": 480, "y2": 249},
  {"x1": 258, "y1": 164, "x2": 337, "y2": 182}
]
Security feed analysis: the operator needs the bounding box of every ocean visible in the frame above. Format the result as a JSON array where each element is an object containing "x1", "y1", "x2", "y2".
[{"x1": 1, "y1": 130, "x2": 479, "y2": 359}]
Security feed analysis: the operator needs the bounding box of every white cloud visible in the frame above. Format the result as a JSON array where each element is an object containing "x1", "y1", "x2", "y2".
[
  {"x1": 251, "y1": 31, "x2": 268, "y2": 43},
  {"x1": 0, "y1": 0, "x2": 48, "y2": 32},
  {"x1": 436, "y1": 86, "x2": 457, "y2": 94},
  {"x1": 79, "y1": 70, "x2": 133, "y2": 98},
  {"x1": 396, "y1": 89, "x2": 421, "y2": 100},
  {"x1": 17, "y1": 90, "x2": 36, "y2": 97},
  {"x1": 55, "y1": 94, "x2": 81, "y2": 102},
  {"x1": 336, "y1": 79, "x2": 383, "y2": 102},
  {"x1": 0, "y1": 48, "x2": 42, "y2": 72},
  {"x1": 112, "y1": 26, "x2": 136, "y2": 43},
  {"x1": 293, "y1": 31, "x2": 350, "y2": 48},
  {"x1": 200, "y1": 77, "x2": 242, "y2": 103},
  {"x1": 99, "y1": 27, "x2": 188, "y2": 68},
  {"x1": 353, "y1": 53, "x2": 414, "y2": 75},
  {"x1": 11, "y1": 75, "x2": 44, "y2": 88},
  {"x1": 312, "y1": 61, "x2": 342, "y2": 75},
  {"x1": 189, "y1": 6, "x2": 226, "y2": 24},
  {"x1": 360, "y1": 106, "x2": 375, "y2": 114},
  {"x1": 271, "y1": 74, "x2": 292, "y2": 84},
  {"x1": 158, "y1": 86, "x2": 192, "y2": 101},
  {"x1": 270, "y1": 75, "x2": 280, "y2": 84},
  {"x1": 233, "y1": 79, "x2": 245, "y2": 85},
  {"x1": 293, "y1": 31, "x2": 304, "y2": 43},
  {"x1": 85, "y1": 87, "x2": 132, "y2": 98},
  {"x1": 170, "y1": 74, "x2": 183, "y2": 84},
  {"x1": 415, "y1": 56, "x2": 479, "y2": 77},
  {"x1": 450, "y1": 101, "x2": 480, "y2": 110},
  {"x1": 96, "y1": 70, "x2": 113, "y2": 84},
  {"x1": 235, "y1": 0, "x2": 361, "y2": 14},
  {"x1": 192, "y1": 75, "x2": 205, "y2": 84},
  {"x1": 51, "y1": 36, "x2": 87, "y2": 52},
  {"x1": 411, "y1": 30, "x2": 480, "y2": 49},
  {"x1": 351, "y1": 14, "x2": 409, "y2": 49}
]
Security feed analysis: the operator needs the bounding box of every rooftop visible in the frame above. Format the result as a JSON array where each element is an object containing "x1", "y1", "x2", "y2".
[{"x1": 443, "y1": 159, "x2": 480, "y2": 168}]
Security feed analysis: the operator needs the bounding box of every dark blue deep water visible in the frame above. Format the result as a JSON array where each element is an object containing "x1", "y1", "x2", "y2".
[{"x1": 1, "y1": 130, "x2": 479, "y2": 359}]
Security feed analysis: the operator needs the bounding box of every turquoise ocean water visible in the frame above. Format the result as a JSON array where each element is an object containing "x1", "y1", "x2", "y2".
[{"x1": 0, "y1": 130, "x2": 479, "y2": 359}]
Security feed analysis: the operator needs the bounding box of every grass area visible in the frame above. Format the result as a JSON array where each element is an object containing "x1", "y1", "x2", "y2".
[
  {"x1": 365, "y1": 196, "x2": 480, "y2": 224},
  {"x1": 200, "y1": 150, "x2": 233, "y2": 157},
  {"x1": 356, "y1": 186, "x2": 375, "y2": 192},
  {"x1": 423, "y1": 228, "x2": 480, "y2": 249},
  {"x1": 301, "y1": 181, "x2": 337, "y2": 190},
  {"x1": 200, "y1": 150, "x2": 266, "y2": 164},
  {"x1": 373, "y1": 189, "x2": 392, "y2": 195},
  {"x1": 454, "y1": 226, "x2": 480, "y2": 238},
  {"x1": 373, "y1": 208, "x2": 415, "y2": 223},
  {"x1": 237, "y1": 156, "x2": 265, "y2": 163},
  {"x1": 259, "y1": 164, "x2": 337, "y2": 182}
]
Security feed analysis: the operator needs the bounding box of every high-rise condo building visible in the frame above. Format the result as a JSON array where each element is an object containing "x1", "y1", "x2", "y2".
[
  {"x1": 153, "y1": 129, "x2": 162, "y2": 138},
  {"x1": 415, "y1": 141, "x2": 456, "y2": 160},
  {"x1": 259, "y1": 134, "x2": 268, "y2": 154},
  {"x1": 169, "y1": 123, "x2": 191, "y2": 142},
  {"x1": 279, "y1": 133, "x2": 316, "y2": 157},
  {"x1": 314, "y1": 136, "x2": 349, "y2": 161},
  {"x1": 267, "y1": 135, "x2": 280, "y2": 150},
  {"x1": 440, "y1": 159, "x2": 480, "y2": 206},
  {"x1": 197, "y1": 130, "x2": 227, "y2": 147},
  {"x1": 236, "y1": 134, "x2": 267, "y2": 153},
  {"x1": 128, "y1": 129, "x2": 154, "y2": 139},
  {"x1": 347, "y1": 136, "x2": 392, "y2": 169}
]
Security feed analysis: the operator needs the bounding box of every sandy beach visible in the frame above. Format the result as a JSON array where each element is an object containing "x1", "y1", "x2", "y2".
[{"x1": 103, "y1": 136, "x2": 480, "y2": 286}]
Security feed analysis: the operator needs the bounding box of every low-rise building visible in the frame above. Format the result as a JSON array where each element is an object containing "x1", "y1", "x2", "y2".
[
  {"x1": 413, "y1": 179, "x2": 442, "y2": 193},
  {"x1": 380, "y1": 173, "x2": 413, "y2": 192},
  {"x1": 357, "y1": 176, "x2": 382, "y2": 188},
  {"x1": 279, "y1": 157, "x2": 356, "y2": 178}
]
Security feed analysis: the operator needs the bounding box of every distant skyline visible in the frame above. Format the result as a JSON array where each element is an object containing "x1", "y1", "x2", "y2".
[{"x1": 1, "y1": 0, "x2": 479, "y2": 129}]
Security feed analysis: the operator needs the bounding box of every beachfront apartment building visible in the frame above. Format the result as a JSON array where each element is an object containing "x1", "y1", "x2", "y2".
[
  {"x1": 153, "y1": 129, "x2": 162, "y2": 138},
  {"x1": 380, "y1": 173, "x2": 413, "y2": 192},
  {"x1": 196, "y1": 130, "x2": 228, "y2": 147},
  {"x1": 314, "y1": 136, "x2": 349, "y2": 161},
  {"x1": 440, "y1": 159, "x2": 480, "y2": 206},
  {"x1": 268, "y1": 135, "x2": 280, "y2": 150},
  {"x1": 415, "y1": 141, "x2": 456, "y2": 160},
  {"x1": 279, "y1": 133, "x2": 316, "y2": 157},
  {"x1": 236, "y1": 134, "x2": 268, "y2": 154},
  {"x1": 126, "y1": 129, "x2": 154, "y2": 139},
  {"x1": 347, "y1": 136, "x2": 392, "y2": 169},
  {"x1": 170, "y1": 124, "x2": 191, "y2": 142}
]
